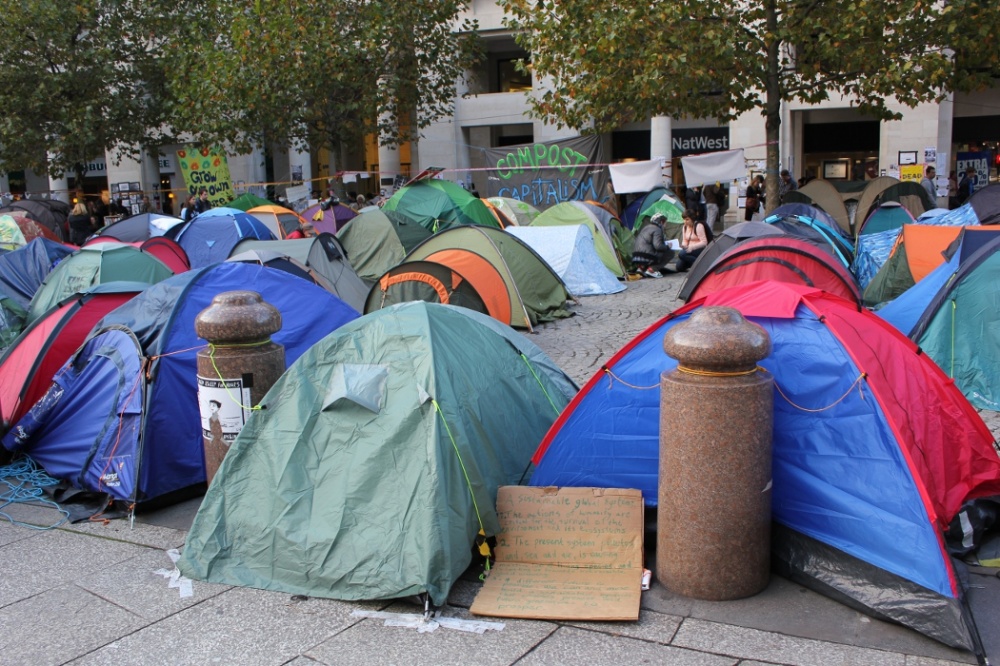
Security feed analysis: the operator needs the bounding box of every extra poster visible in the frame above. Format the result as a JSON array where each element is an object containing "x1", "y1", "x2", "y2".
[
  {"x1": 482, "y1": 135, "x2": 610, "y2": 208},
  {"x1": 197, "y1": 376, "x2": 252, "y2": 446},
  {"x1": 177, "y1": 147, "x2": 234, "y2": 207}
]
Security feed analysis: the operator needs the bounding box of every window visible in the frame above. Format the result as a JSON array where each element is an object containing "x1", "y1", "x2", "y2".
[{"x1": 497, "y1": 58, "x2": 532, "y2": 93}]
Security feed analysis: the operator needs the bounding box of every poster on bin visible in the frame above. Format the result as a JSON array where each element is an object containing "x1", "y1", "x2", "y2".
[{"x1": 198, "y1": 376, "x2": 252, "y2": 446}]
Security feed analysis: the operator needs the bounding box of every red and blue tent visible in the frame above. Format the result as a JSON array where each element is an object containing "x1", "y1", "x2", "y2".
[
  {"x1": 683, "y1": 236, "x2": 860, "y2": 305},
  {"x1": 0, "y1": 283, "x2": 147, "y2": 434},
  {"x1": 531, "y1": 280, "x2": 1000, "y2": 652},
  {"x1": 3, "y1": 262, "x2": 359, "y2": 507}
]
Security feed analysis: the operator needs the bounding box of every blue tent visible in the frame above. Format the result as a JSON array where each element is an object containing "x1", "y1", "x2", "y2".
[
  {"x1": 530, "y1": 280, "x2": 1000, "y2": 653},
  {"x1": 762, "y1": 213, "x2": 854, "y2": 267},
  {"x1": 3, "y1": 262, "x2": 359, "y2": 506},
  {"x1": 0, "y1": 238, "x2": 74, "y2": 309},
  {"x1": 172, "y1": 207, "x2": 275, "y2": 268},
  {"x1": 768, "y1": 203, "x2": 839, "y2": 230}
]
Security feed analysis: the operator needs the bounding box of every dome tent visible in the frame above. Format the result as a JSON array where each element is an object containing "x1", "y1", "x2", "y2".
[
  {"x1": 3, "y1": 263, "x2": 359, "y2": 507},
  {"x1": 26, "y1": 243, "x2": 174, "y2": 324},
  {"x1": 404, "y1": 224, "x2": 573, "y2": 331},
  {"x1": 177, "y1": 302, "x2": 577, "y2": 607},
  {"x1": 171, "y1": 207, "x2": 275, "y2": 268},
  {"x1": 531, "y1": 280, "x2": 1000, "y2": 654},
  {"x1": 336, "y1": 208, "x2": 434, "y2": 283}
]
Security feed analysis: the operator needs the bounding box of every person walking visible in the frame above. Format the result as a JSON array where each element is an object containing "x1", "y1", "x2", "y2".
[
  {"x1": 703, "y1": 181, "x2": 721, "y2": 233},
  {"x1": 956, "y1": 167, "x2": 976, "y2": 206},
  {"x1": 68, "y1": 202, "x2": 95, "y2": 246},
  {"x1": 194, "y1": 188, "x2": 212, "y2": 214},
  {"x1": 181, "y1": 194, "x2": 197, "y2": 223},
  {"x1": 920, "y1": 166, "x2": 936, "y2": 200},
  {"x1": 778, "y1": 169, "x2": 797, "y2": 204},
  {"x1": 744, "y1": 175, "x2": 765, "y2": 222}
]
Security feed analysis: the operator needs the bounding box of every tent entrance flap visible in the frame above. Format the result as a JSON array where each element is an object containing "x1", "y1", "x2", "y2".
[{"x1": 323, "y1": 364, "x2": 389, "y2": 414}]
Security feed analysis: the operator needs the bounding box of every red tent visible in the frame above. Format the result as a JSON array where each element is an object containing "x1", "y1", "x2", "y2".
[
  {"x1": 141, "y1": 237, "x2": 190, "y2": 274},
  {"x1": 0, "y1": 284, "x2": 144, "y2": 433},
  {"x1": 687, "y1": 236, "x2": 860, "y2": 305}
]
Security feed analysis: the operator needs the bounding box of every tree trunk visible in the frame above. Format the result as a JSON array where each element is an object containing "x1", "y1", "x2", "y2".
[{"x1": 764, "y1": 0, "x2": 781, "y2": 215}]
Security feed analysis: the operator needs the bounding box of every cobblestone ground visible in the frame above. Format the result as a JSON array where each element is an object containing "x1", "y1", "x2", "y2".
[{"x1": 530, "y1": 273, "x2": 1000, "y2": 443}]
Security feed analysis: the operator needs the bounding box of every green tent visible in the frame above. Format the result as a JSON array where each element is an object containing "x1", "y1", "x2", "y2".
[
  {"x1": 382, "y1": 179, "x2": 499, "y2": 232},
  {"x1": 26, "y1": 244, "x2": 174, "y2": 323},
  {"x1": 531, "y1": 202, "x2": 626, "y2": 277},
  {"x1": 0, "y1": 214, "x2": 27, "y2": 251},
  {"x1": 0, "y1": 296, "x2": 26, "y2": 350},
  {"x1": 636, "y1": 199, "x2": 685, "y2": 240},
  {"x1": 486, "y1": 197, "x2": 541, "y2": 226},
  {"x1": 227, "y1": 192, "x2": 272, "y2": 211},
  {"x1": 177, "y1": 302, "x2": 578, "y2": 606},
  {"x1": 336, "y1": 209, "x2": 433, "y2": 282},
  {"x1": 911, "y1": 235, "x2": 1000, "y2": 411},
  {"x1": 405, "y1": 225, "x2": 573, "y2": 330}
]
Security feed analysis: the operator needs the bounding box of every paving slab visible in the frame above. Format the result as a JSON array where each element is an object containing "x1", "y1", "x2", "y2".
[
  {"x1": 672, "y1": 617, "x2": 910, "y2": 666},
  {"x1": 67, "y1": 586, "x2": 383, "y2": 666},
  {"x1": 0, "y1": 584, "x2": 146, "y2": 666},
  {"x1": 76, "y1": 548, "x2": 230, "y2": 621},
  {"x1": 0, "y1": 519, "x2": 38, "y2": 547},
  {"x1": 305, "y1": 604, "x2": 556, "y2": 666},
  {"x1": 0, "y1": 527, "x2": 148, "y2": 607},
  {"x1": 642, "y1": 575, "x2": 975, "y2": 664},
  {"x1": 516, "y1": 625, "x2": 736, "y2": 666}
]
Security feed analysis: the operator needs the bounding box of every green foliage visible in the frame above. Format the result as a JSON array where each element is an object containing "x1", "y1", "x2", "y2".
[
  {"x1": 500, "y1": 0, "x2": 1000, "y2": 206},
  {"x1": 0, "y1": 0, "x2": 178, "y2": 180},
  {"x1": 164, "y1": 0, "x2": 481, "y2": 158}
]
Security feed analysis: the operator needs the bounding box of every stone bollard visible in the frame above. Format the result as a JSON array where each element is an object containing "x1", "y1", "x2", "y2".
[
  {"x1": 194, "y1": 291, "x2": 284, "y2": 485},
  {"x1": 656, "y1": 306, "x2": 773, "y2": 600}
]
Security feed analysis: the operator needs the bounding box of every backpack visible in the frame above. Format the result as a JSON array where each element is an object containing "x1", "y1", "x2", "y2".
[{"x1": 699, "y1": 220, "x2": 714, "y2": 244}]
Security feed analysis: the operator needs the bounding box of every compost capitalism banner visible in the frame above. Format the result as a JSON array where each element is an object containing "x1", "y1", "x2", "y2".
[
  {"x1": 177, "y1": 147, "x2": 234, "y2": 207},
  {"x1": 483, "y1": 135, "x2": 610, "y2": 208}
]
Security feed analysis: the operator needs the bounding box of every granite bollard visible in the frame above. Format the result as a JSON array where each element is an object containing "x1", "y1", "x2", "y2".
[
  {"x1": 657, "y1": 306, "x2": 773, "y2": 600},
  {"x1": 194, "y1": 291, "x2": 284, "y2": 485}
]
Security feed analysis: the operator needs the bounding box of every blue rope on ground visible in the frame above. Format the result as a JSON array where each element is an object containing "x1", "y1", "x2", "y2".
[{"x1": 0, "y1": 457, "x2": 69, "y2": 529}]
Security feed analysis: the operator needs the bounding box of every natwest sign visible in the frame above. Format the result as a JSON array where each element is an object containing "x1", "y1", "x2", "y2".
[{"x1": 672, "y1": 128, "x2": 730, "y2": 157}]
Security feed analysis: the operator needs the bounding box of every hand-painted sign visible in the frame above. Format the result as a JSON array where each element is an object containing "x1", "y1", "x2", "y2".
[
  {"x1": 483, "y1": 135, "x2": 610, "y2": 208},
  {"x1": 177, "y1": 147, "x2": 234, "y2": 207}
]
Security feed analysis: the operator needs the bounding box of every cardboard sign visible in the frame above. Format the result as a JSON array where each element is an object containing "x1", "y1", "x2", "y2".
[{"x1": 470, "y1": 486, "x2": 643, "y2": 621}]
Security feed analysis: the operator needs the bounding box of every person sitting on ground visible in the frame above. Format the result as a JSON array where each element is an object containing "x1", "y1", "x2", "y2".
[
  {"x1": 631, "y1": 213, "x2": 676, "y2": 278},
  {"x1": 676, "y1": 209, "x2": 709, "y2": 272}
]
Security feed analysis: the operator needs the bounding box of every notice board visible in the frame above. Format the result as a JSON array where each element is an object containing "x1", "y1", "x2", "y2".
[{"x1": 470, "y1": 486, "x2": 644, "y2": 621}]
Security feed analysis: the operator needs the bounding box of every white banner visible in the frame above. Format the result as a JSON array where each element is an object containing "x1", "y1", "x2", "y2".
[
  {"x1": 609, "y1": 160, "x2": 662, "y2": 194},
  {"x1": 681, "y1": 148, "x2": 746, "y2": 186}
]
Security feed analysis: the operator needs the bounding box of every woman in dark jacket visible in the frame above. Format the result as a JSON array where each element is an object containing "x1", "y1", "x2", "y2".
[{"x1": 68, "y1": 202, "x2": 95, "y2": 246}]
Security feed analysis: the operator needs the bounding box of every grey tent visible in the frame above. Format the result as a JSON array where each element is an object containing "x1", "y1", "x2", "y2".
[{"x1": 231, "y1": 233, "x2": 367, "y2": 312}]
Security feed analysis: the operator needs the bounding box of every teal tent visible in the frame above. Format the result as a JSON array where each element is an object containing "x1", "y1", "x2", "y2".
[
  {"x1": 383, "y1": 179, "x2": 499, "y2": 232},
  {"x1": 178, "y1": 302, "x2": 577, "y2": 606}
]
